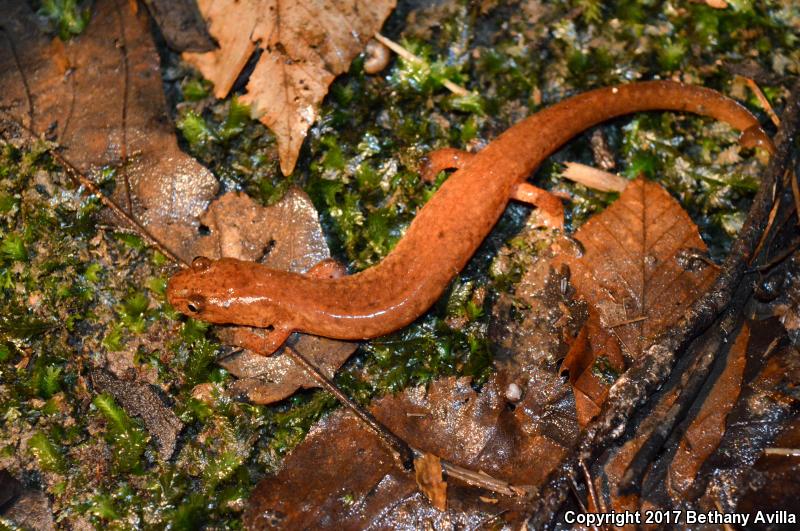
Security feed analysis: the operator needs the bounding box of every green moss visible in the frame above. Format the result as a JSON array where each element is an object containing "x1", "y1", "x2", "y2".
[
  {"x1": 656, "y1": 38, "x2": 687, "y2": 71},
  {"x1": 0, "y1": 233, "x2": 27, "y2": 262},
  {"x1": 181, "y1": 78, "x2": 212, "y2": 102},
  {"x1": 177, "y1": 111, "x2": 218, "y2": 148},
  {"x1": 28, "y1": 431, "x2": 66, "y2": 473},
  {"x1": 218, "y1": 97, "x2": 252, "y2": 141},
  {"x1": 114, "y1": 232, "x2": 146, "y2": 252},
  {"x1": 0, "y1": 192, "x2": 18, "y2": 214},
  {"x1": 86, "y1": 493, "x2": 121, "y2": 521},
  {"x1": 38, "y1": 0, "x2": 91, "y2": 40},
  {"x1": 93, "y1": 393, "x2": 149, "y2": 473},
  {"x1": 0, "y1": 343, "x2": 10, "y2": 362},
  {"x1": 268, "y1": 391, "x2": 338, "y2": 454},
  {"x1": 172, "y1": 319, "x2": 219, "y2": 388},
  {"x1": 102, "y1": 323, "x2": 124, "y2": 352},
  {"x1": 168, "y1": 492, "x2": 207, "y2": 530}
]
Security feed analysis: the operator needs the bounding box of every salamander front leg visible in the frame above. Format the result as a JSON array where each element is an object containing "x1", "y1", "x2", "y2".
[
  {"x1": 511, "y1": 182, "x2": 565, "y2": 229},
  {"x1": 420, "y1": 148, "x2": 475, "y2": 182},
  {"x1": 223, "y1": 325, "x2": 294, "y2": 357}
]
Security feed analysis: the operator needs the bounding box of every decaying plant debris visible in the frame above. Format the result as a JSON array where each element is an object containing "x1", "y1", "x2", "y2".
[{"x1": 0, "y1": 0, "x2": 799, "y2": 528}]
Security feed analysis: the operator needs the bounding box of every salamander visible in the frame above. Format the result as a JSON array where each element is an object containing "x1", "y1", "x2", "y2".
[{"x1": 167, "y1": 80, "x2": 774, "y2": 355}]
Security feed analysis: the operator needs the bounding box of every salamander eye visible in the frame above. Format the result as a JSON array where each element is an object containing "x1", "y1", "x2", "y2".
[
  {"x1": 192, "y1": 256, "x2": 212, "y2": 272},
  {"x1": 186, "y1": 294, "x2": 205, "y2": 314}
]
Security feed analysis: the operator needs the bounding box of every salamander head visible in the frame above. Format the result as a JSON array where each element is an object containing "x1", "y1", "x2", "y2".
[{"x1": 167, "y1": 256, "x2": 285, "y2": 328}]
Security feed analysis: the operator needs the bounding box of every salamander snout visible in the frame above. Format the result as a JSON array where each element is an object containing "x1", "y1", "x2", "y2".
[{"x1": 166, "y1": 257, "x2": 214, "y2": 317}]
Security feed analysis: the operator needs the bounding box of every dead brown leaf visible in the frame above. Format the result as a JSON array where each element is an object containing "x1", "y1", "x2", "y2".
[
  {"x1": 245, "y1": 365, "x2": 578, "y2": 528},
  {"x1": 560, "y1": 309, "x2": 625, "y2": 427},
  {"x1": 0, "y1": 0, "x2": 218, "y2": 264},
  {"x1": 554, "y1": 177, "x2": 720, "y2": 423},
  {"x1": 90, "y1": 370, "x2": 183, "y2": 461},
  {"x1": 184, "y1": 0, "x2": 397, "y2": 176},
  {"x1": 244, "y1": 408, "x2": 500, "y2": 530},
  {"x1": 414, "y1": 453, "x2": 447, "y2": 511},
  {"x1": 591, "y1": 318, "x2": 797, "y2": 516},
  {"x1": 595, "y1": 384, "x2": 682, "y2": 514}
]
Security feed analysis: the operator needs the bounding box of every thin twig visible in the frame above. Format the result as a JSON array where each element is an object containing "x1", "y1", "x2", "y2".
[
  {"x1": 280, "y1": 337, "x2": 414, "y2": 470},
  {"x1": 580, "y1": 459, "x2": 604, "y2": 513},
  {"x1": 374, "y1": 33, "x2": 470, "y2": 97},
  {"x1": 744, "y1": 77, "x2": 781, "y2": 127},
  {"x1": 440, "y1": 463, "x2": 527, "y2": 498},
  {"x1": 619, "y1": 281, "x2": 749, "y2": 495},
  {"x1": 562, "y1": 162, "x2": 628, "y2": 193},
  {"x1": 791, "y1": 169, "x2": 800, "y2": 225},
  {"x1": 567, "y1": 476, "x2": 588, "y2": 514},
  {"x1": 764, "y1": 447, "x2": 800, "y2": 457},
  {"x1": 752, "y1": 233, "x2": 800, "y2": 272},
  {"x1": 0, "y1": 26, "x2": 34, "y2": 130},
  {"x1": 112, "y1": 0, "x2": 133, "y2": 214},
  {"x1": 750, "y1": 177, "x2": 782, "y2": 263},
  {"x1": 608, "y1": 315, "x2": 648, "y2": 328}
]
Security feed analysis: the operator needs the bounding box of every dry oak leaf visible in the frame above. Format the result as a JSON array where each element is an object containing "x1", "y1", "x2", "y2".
[
  {"x1": 555, "y1": 177, "x2": 720, "y2": 424},
  {"x1": 184, "y1": 0, "x2": 397, "y2": 176}
]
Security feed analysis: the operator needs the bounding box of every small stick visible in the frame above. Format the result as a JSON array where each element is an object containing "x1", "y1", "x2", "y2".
[
  {"x1": 764, "y1": 447, "x2": 800, "y2": 457},
  {"x1": 281, "y1": 338, "x2": 415, "y2": 470},
  {"x1": 790, "y1": 169, "x2": 800, "y2": 225},
  {"x1": 111, "y1": 0, "x2": 134, "y2": 215},
  {"x1": 567, "y1": 476, "x2": 588, "y2": 514},
  {"x1": 608, "y1": 315, "x2": 648, "y2": 328},
  {"x1": 752, "y1": 234, "x2": 800, "y2": 272},
  {"x1": 439, "y1": 462, "x2": 526, "y2": 498},
  {"x1": 374, "y1": 33, "x2": 470, "y2": 97},
  {"x1": 580, "y1": 459, "x2": 605, "y2": 514},
  {"x1": 53, "y1": 150, "x2": 185, "y2": 266},
  {"x1": 562, "y1": 162, "x2": 628, "y2": 193},
  {"x1": 744, "y1": 77, "x2": 781, "y2": 127},
  {"x1": 712, "y1": 500, "x2": 737, "y2": 531},
  {"x1": 751, "y1": 186, "x2": 782, "y2": 263}
]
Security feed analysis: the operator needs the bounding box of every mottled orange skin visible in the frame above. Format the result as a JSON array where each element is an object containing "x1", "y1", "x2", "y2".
[{"x1": 167, "y1": 81, "x2": 773, "y2": 353}]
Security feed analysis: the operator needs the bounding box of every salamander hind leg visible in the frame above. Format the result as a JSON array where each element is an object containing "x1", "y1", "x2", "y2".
[
  {"x1": 222, "y1": 325, "x2": 294, "y2": 357},
  {"x1": 511, "y1": 182, "x2": 565, "y2": 229},
  {"x1": 420, "y1": 148, "x2": 475, "y2": 183},
  {"x1": 739, "y1": 124, "x2": 776, "y2": 155},
  {"x1": 306, "y1": 258, "x2": 347, "y2": 279}
]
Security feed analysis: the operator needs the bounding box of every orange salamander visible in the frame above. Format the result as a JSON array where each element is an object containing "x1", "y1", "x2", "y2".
[{"x1": 167, "y1": 80, "x2": 773, "y2": 356}]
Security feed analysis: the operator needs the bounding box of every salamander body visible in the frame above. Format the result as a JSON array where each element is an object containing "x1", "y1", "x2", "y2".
[{"x1": 167, "y1": 81, "x2": 772, "y2": 354}]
